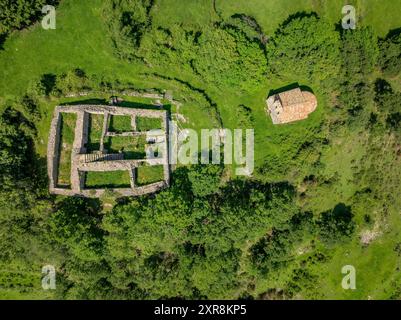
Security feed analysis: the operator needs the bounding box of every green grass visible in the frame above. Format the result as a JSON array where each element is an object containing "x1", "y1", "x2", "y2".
[
  {"x1": 136, "y1": 117, "x2": 162, "y2": 131},
  {"x1": 57, "y1": 112, "x2": 76, "y2": 187},
  {"x1": 108, "y1": 115, "x2": 132, "y2": 132},
  {"x1": 136, "y1": 165, "x2": 164, "y2": 186},
  {"x1": 87, "y1": 113, "x2": 104, "y2": 152},
  {"x1": 105, "y1": 135, "x2": 146, "y2": 159},
  {"x1": 0, "y1": 270, "x2": 55, "y2": 300},
  {"x1": 218, "y1": 0, "x2": 401, "y2": 37},
  {"x1": 84, "y1": 170, "x2": 131, "y2": 189}
]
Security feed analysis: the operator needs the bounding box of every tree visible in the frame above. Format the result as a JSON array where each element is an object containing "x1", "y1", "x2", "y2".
[
  {"x1": 379, "y1": 31, "x2": 401, "y2": 77},
  {"x1": 267, "y1": 14, "x2": 341, "y2": 82},
  {"x1": 139, "y1": 24, "x2": 267, "y2": 92},
  {"x1": 318, "y1": 203, "x2": 355, "y2": 245},
  {"x1": 338, "y1": 27, "x2": 378, "y2": 122},
  {"x1": 341, "y1": 27, "x2": 378, "y2": 80},
  {"x1": 187, "y1": 164, "x2": 223, "y2": 197},
  {"x1": 0, "y1": 107, "x2": 37, "y2": 208},
  {"x1": 192, "y1": 26, "x2": 267, "y2": 92},
  {"x1": 49, "y1": 197, "x2": 104, "y2": 262}
]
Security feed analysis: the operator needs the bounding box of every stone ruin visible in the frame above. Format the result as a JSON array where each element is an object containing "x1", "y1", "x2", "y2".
[{"x1": 47, "y1": 104, "x2": 170, "y2": 198}]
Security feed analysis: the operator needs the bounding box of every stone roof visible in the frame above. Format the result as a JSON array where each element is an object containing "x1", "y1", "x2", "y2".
[{"x1": 266, "y1": 87, "x2": 317, "y2": 124}]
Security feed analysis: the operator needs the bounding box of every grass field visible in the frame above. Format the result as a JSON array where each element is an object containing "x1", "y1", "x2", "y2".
[
  {"x1": 108, "y1": 115, "x2": 132, "y2": 132},
  {"x1": 57, "y1": 112, "x2": 76, "y2": 187},
  {"x1": 136, "y1": 165, "x2": 164, "y2": 186},
  {"x1": 218, "y1": 0, "x2": 401, "y2": 37},
  {"x1": 84, "y1": 170, "x2": 131, "y2": 189},
  {"x1": 136, "y1": 117, "x2": 162, "y2": 131}
]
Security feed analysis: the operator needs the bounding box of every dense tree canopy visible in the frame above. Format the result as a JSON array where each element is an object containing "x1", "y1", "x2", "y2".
[{"x1": 267, "y1": 14, "x2": 341, "y2": 82}]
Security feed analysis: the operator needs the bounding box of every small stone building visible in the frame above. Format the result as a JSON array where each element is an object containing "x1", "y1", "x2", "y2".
[{"x1": 266, "y1": 87, "x2": 317, "y2": 124}]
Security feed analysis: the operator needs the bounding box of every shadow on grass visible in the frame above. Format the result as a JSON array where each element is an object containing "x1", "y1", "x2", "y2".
[
  {"x1": 0, "y1": 33, "x2": 6, "y2": 50},
  {"x1": 60, "y1": 98, "x2": 109, "y2": 106},
  {"x1": 383, "y1": 27, "x2": 401, "y2": 40},
  {"x1": 280, "y1": 11, "x2": 318, "y2": 28},
  {"x1": 268, "y1": 83, "x2": 315, "y2": 97},
  {"x1": 41, "y1": 74, "x2": 57, "y2": 96},
  {"x1": 119, "y1": 100, "x2": 172, "y2": 113}
]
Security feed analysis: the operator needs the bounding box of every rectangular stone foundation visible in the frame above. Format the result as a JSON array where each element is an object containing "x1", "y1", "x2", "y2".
[{"x1": 47, "y1": 105, "x2": 170, "y2": 198}]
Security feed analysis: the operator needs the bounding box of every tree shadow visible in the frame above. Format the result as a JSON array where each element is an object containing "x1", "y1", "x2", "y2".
[
  {"x1": 331, "y1": 203, "x2": 353, "y2": 218},
  {"x1": 34, "y1": 156, "x2": 53, "y2": 196},
  {"x1": 60, "y1": 98, "x2": 108, "y2": 106},
  {"x1": 0, "y1": 33, "x2": 6, "y2": 50},
  {"x1": 280, "y1": 11, "x2": 319, "y2": 28},
  {"x1": 334, "y1": 20, "x2": 344, "y2": 34},
  {"x1": 268, "y1": 83, "x2": 315, "y2": 97},
  {"x1": 222, "y1": 179, "x2": 296, "y2": 208},
  {"x1": 41, "y1": 74, "x2": 57, "y2": 96},
  {"x1": 119, "y1": 100, "x2": 172, "y2": 113}
]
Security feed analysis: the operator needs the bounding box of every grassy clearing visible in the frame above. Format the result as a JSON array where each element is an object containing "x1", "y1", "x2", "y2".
[
  {"x1": 87, "y1": 113, "x2": 104, "y2": 152},
  {"x1": 0, "y1": 267, "x2": 55, "y2": 300},
  {"x1": 108, "y1": 115, "x2": 132, "y2": 132},
  {"x1": 105, "y1": 135, "x2": 146, "y2": 159},
  {"x1": 136, "y1": 165, "x2": 164, "y2": 186},
  {"x1": 218, "y1": 0, "x2": 401, "y2": 37},
  {"x1": 136, "y1": 117, "x2": 162, "y2": 131},
  {"x1": 57, "y1": 112, "x2": 76, "y2": 187},
  {"x1": 84, "y1": 170, "x2": 131, "y2": 189}
]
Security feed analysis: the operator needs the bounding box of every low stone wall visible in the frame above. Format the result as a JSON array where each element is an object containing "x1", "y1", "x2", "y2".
[{"x1": 63, "y1": 89, "x2": 183, "y2": 108}]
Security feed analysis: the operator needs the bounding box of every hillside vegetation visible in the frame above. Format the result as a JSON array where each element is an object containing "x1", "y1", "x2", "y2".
[{"x1": 0, "y1": 0, "x2": 401, "y2": 300}]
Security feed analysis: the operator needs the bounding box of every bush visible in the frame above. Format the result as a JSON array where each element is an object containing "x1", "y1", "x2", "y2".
[
  {"x1": 104, "y1": 0, "x2": 153, "y2": 60},
  {"x1": 54, "y1": 69, "x2": 91, "y2": 95},
  {"x1": 318, "y1": 203, "x2": 355, "y2": 245}
]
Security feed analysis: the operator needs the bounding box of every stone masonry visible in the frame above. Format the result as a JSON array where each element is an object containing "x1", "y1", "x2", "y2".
[{"x1": 47, "y1": 104, "x2": 170, "y2": 198}]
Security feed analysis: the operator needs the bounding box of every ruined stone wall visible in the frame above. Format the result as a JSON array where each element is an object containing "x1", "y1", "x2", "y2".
[{"x1": 48, "y1": 104, "x2": 170, "y2": 198}]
